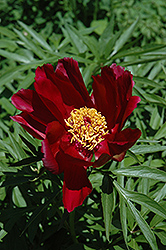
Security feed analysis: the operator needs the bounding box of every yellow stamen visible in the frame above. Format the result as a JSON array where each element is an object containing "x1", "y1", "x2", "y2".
[{"x1": 65, "y1": 107, "x2": 109, "y2": 150}]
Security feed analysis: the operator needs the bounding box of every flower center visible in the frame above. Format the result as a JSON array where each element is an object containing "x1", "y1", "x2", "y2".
[{"x1": 65, "y1": 107, "x2": 109, "y2": 150}]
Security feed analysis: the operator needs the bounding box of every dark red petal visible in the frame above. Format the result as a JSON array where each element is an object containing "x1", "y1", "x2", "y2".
[
  {"x1": 41, "y1": 138, "x2": 62, "y2": 175},
  {"x1": 94, "y1": 139, "x2": 110, "y2": 161},
  {"x1": 102, "y1": 66, "x2": 134, "y2": 127},
  {"x1": 92, "y1": 64, "x2": 138, "y2": 130},
  {"x1": 93, "y1": 154, "x2": 111, "y2": 168},
  {"x1": 42, "y1": 121, "x2": 66, "y2": 174},
  {"x1": 11, "y1": 89, "x2": 56, "y2": 126},
  {"x1": 113, "y1": 70, "x2": 136, "y2": 128},
  {"x1": 107, "y1": 128, "x2": 141, "y2": 160},
  {"x1": 112, "y1": 128, "x2": 141, "y2": 145},
  {"x1": 35, "y1": 61, "x2": 92, "y2": 108},
  {"x1": 92, "y1": 67, "x2": 119, "y2": 129},
  {"x1": 110, "y1": 63, "x2": 125, "y2": 78},
  {"x1": 11, "y1": 89, "x2": 34, "y2": 112},
  {"x1": 120, "y1": 96, "x2": 141, "y2": 129},
  {"x1": 46, "y1": 121, "x2": 65, "y2": 145},
  {"x1": 11, "y1": 113, "x2": 45, "y2": 139},
  {"x1": 43, "y1": 121, "x2": 65, "y2": 172},
  {"x1": 60, "y1": 133, "x2": 93, "y2": 162},
  {"x1": 57, "y1": 149, "x2": 92, "y2": 172},
  {"x1": 92, "y1": 74, "x2": 110, "y2": 114},
  {"x1": 45, "y1": 122, "x2": 92, "y2": 167},
  {"x1": 90, "y1": 92, "x2": 95, "y2": 105},
  {"x1": 110, "y1": 64, "x2": 133, "y2": 97},
  {"x1": 93, "y1": 138, "x2": 111, "y2": 168},
  {"x1": 62, "y1": 161, "x2": 92, "y2": 212},
  {"x1": 35, "y1": 63, "x2": 53, "y2": 79},
  {"x1": 34, "y1": 76, "x2": 70, "y2": 123},
  {"x1": 55, "y1": 58, "x2": 93, "y2": 107}
]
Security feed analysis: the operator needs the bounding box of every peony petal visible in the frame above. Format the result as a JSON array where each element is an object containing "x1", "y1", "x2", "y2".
[
  {"x1": 102, "y1": 66, "x2": 133, "y2": 127},
  {"x1": 35, "y1": 61, "x2": 91, "y2": 108},
  {"x1": 55, "y1": 58, "x2": 93, "y2": 108},
  {"x1": 63, "y1": 182, "x2": 92, "y2": 212},
  {"x1": 94, "y1": 139, "x2": 110, "y2": 161},
  {"x1": 11, "y1": 89, "x2": 56, "y2": 126},
  {"x1": 113, "y1": 70, "x2": 136, "y2": 128},
  {"x1": 116, "y1": 70, "x2": 133, "y2": 103},
  {"x1": 92, "y1": 65, "x2": 137, "y2": 131},
  {"x1": 110, "y1": 64, "x2": 133, "y2": 100},
  {"x1": 42, "y1": 138, "x2": 62, "y2": 175},
  {"x1": 34, "y1": 75, "x2": 70, "y2": 123},
  {"x1": 119, "y1": 95, "x2": 141, "y2": 129},
  {"x1": 42, "y1": 121, "x2": 68, "y2": 174},
  {"x1": 92, "y1": 74, "x2": 110, "y2": 116},
  {"x1": 61, "y1": 160, "x2": 92, "y2": 212},
  {"x1": 93, "y1": 153, "x2": 111, "y2": 168},
  {"x1": 107, "y1": 128, "x2": 141, "y2": 160},
  {"x1": 11, "y1": 89, "x2": 34, "y2": 112},
  {"x1": 45, "y1": 122, "x2": 92, "y2": 171},
  {"x1": 11, "y1": 113, "x2": 46, "y2": 139},
  {"x1": 42, "y1": 121, "x2": 66, "y2": 173},
  {"x1": 113, "y1": 128, "x2": 141, "y2": 145},
  {"x1": 109, "y1": 64, "x2": 125, "y2": 79},
  {"x1": 56, "y1": 149, "x2": 92, "y2": 170},
  {"x1": 35, "y1": 63, "x2": 53, "y2": 79},
  {"x1": 60, "y1": 133, "x2": 93, "y2": 162},
  {"x1": 46, "y1": 121, "x2": 65, "y2": 145},
  {"x1": 92, "y1": 66, "x2": 120, "y2": 130}
]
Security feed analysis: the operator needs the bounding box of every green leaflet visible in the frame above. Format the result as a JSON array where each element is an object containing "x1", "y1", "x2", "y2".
[
  {"x1": 113, "y1": 165, "x2": 166, "y2": 182},
  {"x1": 114, "y1": 181, "x2": 158, "y2": 250}
]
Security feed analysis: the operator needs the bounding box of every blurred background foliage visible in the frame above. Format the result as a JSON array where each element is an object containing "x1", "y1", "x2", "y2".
[
  {"x1": 1, "y1": 0, "x2": 166, "y2": 44},
  {"x1": 0, "y1": 0, "x2": 166, "y2": 249}
]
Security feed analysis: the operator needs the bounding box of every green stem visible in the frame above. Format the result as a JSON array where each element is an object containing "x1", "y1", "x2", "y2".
[
  {"x1": 69, "y1": 210, "x2": 78, "y2": 244},
  {"x1": 93, "y1": 0, "x2": 99, "y2": 20}
]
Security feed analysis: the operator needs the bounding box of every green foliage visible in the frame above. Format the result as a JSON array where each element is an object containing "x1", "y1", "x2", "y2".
[{"x1": 0, "y1": 1, "x2": 166, "y2": 249}]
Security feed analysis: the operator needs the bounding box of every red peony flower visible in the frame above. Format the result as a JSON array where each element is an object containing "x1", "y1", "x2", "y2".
[{"x1": 11, "y1": 57, "x2": 141, "y2": 212}]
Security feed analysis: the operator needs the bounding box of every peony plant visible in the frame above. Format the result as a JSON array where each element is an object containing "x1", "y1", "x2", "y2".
[{"x1": 11, "y1": 57, "x2": 141, "y2": 212}]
